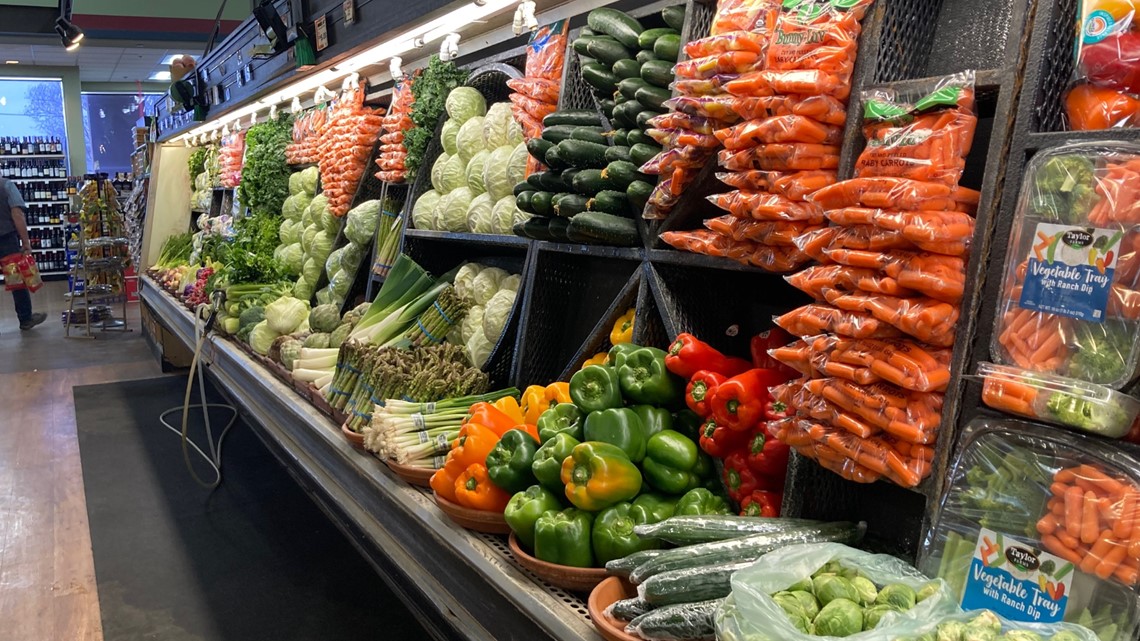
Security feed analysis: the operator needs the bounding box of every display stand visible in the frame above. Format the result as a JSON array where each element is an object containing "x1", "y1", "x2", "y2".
[{"x1": 65, "y1": 175, "x2": 132, "y2": 338}]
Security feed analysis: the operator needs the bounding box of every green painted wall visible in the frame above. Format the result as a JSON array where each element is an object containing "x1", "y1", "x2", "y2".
[
  {"x1": 73, "y1": 0, "x2": 252, "y2": 20},
  {"x1": 1, "y1": 66, "x2": 87, "y2": 174}
]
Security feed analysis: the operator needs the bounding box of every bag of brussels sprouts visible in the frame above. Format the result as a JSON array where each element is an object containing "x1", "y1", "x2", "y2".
[
  {"x1": 715, "y1": 542, "x2": 959, "y2": 641},
  {"x1": 890, "y1": 609, "x2": 1099, "y2": 641}
]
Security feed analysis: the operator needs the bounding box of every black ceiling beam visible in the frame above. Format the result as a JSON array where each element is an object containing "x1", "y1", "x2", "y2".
[{"x1": 0, "y1": 5, "x2": 60, "y2": 36}]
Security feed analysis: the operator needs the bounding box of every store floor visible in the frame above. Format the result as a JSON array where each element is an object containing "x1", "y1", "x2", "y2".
[{"x1": 0, "y1": 281, "x2": 427, "y2": 641}]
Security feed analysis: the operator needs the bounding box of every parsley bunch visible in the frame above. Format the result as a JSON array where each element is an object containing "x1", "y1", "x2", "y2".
[{"x1": 404, "y1": 56, "x2": 469, "y2": 176}]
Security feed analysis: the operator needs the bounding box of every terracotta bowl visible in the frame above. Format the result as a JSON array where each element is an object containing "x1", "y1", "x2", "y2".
[
  {"x1": 340, "y1": 422, "x2": 366, "y2": 449},
  {"x1": 508, "y1": 532, "x2": 608, "y2": 593},
  {"x1": 433, "y1": 492, "x2": 512, "y2": 534},
  {"x1": 385, "y1": 459, "x2": 435, "y2": 488},
  {"x1": 588, "y1": 576, "x2": 640, "y2": 641}
]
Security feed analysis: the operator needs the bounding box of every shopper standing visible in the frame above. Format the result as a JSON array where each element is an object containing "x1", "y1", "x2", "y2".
[{"x1": 0, "y1": 177, "x2": 46, "y2": 329}]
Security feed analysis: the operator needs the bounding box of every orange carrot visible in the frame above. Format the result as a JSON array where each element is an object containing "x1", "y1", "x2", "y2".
[
  {"x1": 1057, "y1": 528, "x2": 1081, "y2": 550},
  {"x1": 1082, "y1": 532, "x2": 1118, "y2": 573},
  {"x1": 1056, "y1": 467, "x2": 1077, "y2": 483},
  {"x1": 1037, "y1": 513, "x2": 1059, "y2": 535},
  {"x1": 1065, "y1": 485, "x2": 1084, "y2": 538},
  {"x1": 1083, "y1": 491, "x2": 1102, "y2": 544},
  {"x1": 1095, "y1": 541, "x2": 1129, "y2": 579},
  {"x1": 1117, "y1": 492, "x2": 1139, "y2": 539},
  {"x1": 1042, "y1": 534, "x2": 1084, "y2": 565},
  {"x1": 1077, "y1": 464, "x2": 1126, "y2": 496}
]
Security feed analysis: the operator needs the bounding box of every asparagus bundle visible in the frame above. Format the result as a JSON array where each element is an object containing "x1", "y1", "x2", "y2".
[{"x1": 401, "y1": 285, "x2": 469, "y2": 347}]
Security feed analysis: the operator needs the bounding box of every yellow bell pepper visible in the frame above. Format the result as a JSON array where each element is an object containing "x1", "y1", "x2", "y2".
[
  {"x1": 610, "y1": 308, "x2": 635, "y2": 345},
  {"x1": 582, "y1": 352, "x2": 609, "y2": 369},
  {"x1": 521, "y1": 382, "x2": 572, "y2": 424},
  {"x1": 492, "y1": 396, "x2": 526, "y2": 425}
]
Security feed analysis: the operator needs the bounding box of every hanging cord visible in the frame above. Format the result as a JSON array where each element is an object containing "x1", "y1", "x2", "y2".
[{"x1": 158, "y1": 300, "x2": 237, "y2": 490}]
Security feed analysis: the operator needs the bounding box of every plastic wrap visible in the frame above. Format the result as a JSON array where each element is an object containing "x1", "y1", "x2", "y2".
[
  {"x1": 714, "y1": 542, "x2": 957, "y2": 641},
  {"x1": 626, "y1": 599, "x2": 721, "y2": 640},
  {"x1": 710, "y1": 0, "x2": 779, "y2": 36},
  {"x1": 672, "y1": 75, "x2": 742, "y2": 97},
  {"x1": 716, "y1": 116, "x2": 844, "y2": 147},
  {"x1": 660, "y1": 230, "x2": 812, "y2": 272},
  {"x1": 639, "y1": 562, "x2": 756, "y2": 607},
  {"x1": 708, "y1": 190, "x2": 825, "y2": 222},
  {"x1": 663, "y1": 95, "x2": 744, "y2": 122},
  {"x1": 676, "y1": 52, "x2": 764, "y2": 80},
  {"x1": 641, "y1": 146, "x2": 714, "y2": 176},
  {"x1": 991, "y1": 142, "x2": 1140, "y2": 388},
  {"x1": 809, "y1": 176, "x2": 980, "y2": 212},
  {"x1": 729, "y1": 94, "x2": 848, "y2": 126},
  {"x1": 606, "y1": 596, "x2": 654, "y2": 622},
  {"x1": 920, "y1": 418, "x2": 1140, "y2": 634},
  {"x1": 794, "y1": 226, "x2": 918, "y2": 261},
  {"x1": 647, "y1": 112, "x2": 721, "y2": 134},
  {"x1": 524, "y1": 20, "x2": 568, "y2": 81},
  {"x1": 771, "y1": 334, "x2": 951, "y2": 393},
  {"x1": 716, "y1": 170, "x2": 838, "y2": 199},
  {"x1": 824, "y1": 207, "x2": 975, "y2": 256},
  {"x1": 889, "y1": 609, "x2": 1101, "y2": 641},
  {"x1": 633, "y1": 515, "x2": 824, "y2": 547},
  {"x1": 775, "y1": 304, "x2": 905, "y2": 340},
  {"x1": 976, "y1": 362, "x2": 1140, "y2": 438},
  {"x1": 1065, "y1": 1, "x2": 1140, "y2": 130},
  {"x1": 705, "y1": 216, "x2": 823, "y2": 245},
  {"x1": 786, "y1": 264, "x2": 916, "y2": 299},
  {"x1": 718, "y1": 144, "x2": 840, "y2": 171},
  {"x1": 824, "y1": 248, "x2": 966, "y2": 304},
  {"x1": 606, "y1": 549, "x2": 670, "y2": 578},
  {"x1": 646, "y1": 128, "x2": 722, "y2": 149},
  {"x1": 799, "y1": 378, "x2": 942, "y2": 444},
  {"x1": 686, "y1": 31, "x2": 768, "y2": 58}
]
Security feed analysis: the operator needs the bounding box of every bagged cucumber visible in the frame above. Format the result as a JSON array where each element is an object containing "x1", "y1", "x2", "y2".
[
  {"x1": 607, "y1": 596, "x2": 654, "y2": 622},
  {"x1": 626, "y1": 598, "x2": 721, "y2": 640},
  {"x1": 633, "y1": 515, "x2": 822, "y2": 546},
  {"x1": 606, "y1": 548, "x2": 669, "y2": 577},
  {"x1": 639, "y1": 563, "x2": 751, "y2": 607}
]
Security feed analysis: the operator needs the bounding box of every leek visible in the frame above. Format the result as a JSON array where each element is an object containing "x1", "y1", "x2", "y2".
[
  {"x1": 315, "y1": 373, "x2": 333, "y2": 388},
  {"x1": 295, "y1": 354, "x2": 338, "y2": 370},
  {"x1": 292, "y1": 368, "x2": 328, "y2": 382},
  {"x1": 349, "y1": 255, "x2": 434, "y2": 341}
]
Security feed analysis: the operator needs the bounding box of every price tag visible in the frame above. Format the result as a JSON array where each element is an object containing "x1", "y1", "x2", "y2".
[
  {"x1": 315, "y1": 14, "x2": 329, "y2": 51},
  {"x1": 343, "y1": 0, "x2": 355, "y2": 25}
]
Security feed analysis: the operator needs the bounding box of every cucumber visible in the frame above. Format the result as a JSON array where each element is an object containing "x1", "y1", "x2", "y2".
[
  {"x1": 636, "y1": 109, "x2": 664, "y2": 129},
  {"x1": 641, "y1": 564, "x2": 750, "y2": 607},
  {"x1": 634, "y1": 516, "x2": 823, "y2": 546},
  {"x1": 531, "y1": 191, "x2": 555, "y2": 217},
  {"x1": 547, "y1": 216, "x2": 571, "y2": 241},
  {"x1": 636, "y1": 50, "x2": 659, "y2": 64},
  {"x1": 618, "y1": 77, "x2": 652, "y2": 101},
  {"x1": 610, "y1": 597, "x2": 654, "y2": 622},
  {"x1": 545, "y1": 144, "x2": 569, "y2": 170},
  {"x1": 605, "y1": 145, "x2": 633, "y2": 163},
  {"x1": 611, "y1": 58, "x2": 642, "y2": 80},
  {"x1": 518, "y1": 216, "x2": 554, "y2": 240},
  {"x1": 557, "y1": 139, "x2": 610, "y2": 169},
  {"x1": 606, "y1": 549, "x2": 669, "y2": 577},
  {"x1": 627, "y1": 129, "x2": 653, "y2": 147},
  {"x1": 587, "y1": 8, "x2": 643, "y2": 50},
  {"x1": 570, "y1": 126, "x2": 609, "y2": 145},
  {"x1": 627, "y1": 180, "x2": 653, "y2": 211},
  {"x1": 544, "y1": 110, "x2": 603, "y2": 127},
  {"x1": 598, "y1": 99, "x2": 617, "y2": 119},
  {"x1": 628, "y1": 521, "x2": 866, "y2": 585},
  {"x1": 567, "y1": 212, "x2": 639, "y2": 246},
  {"x1": 526, "y1": 138, "x2": 554, "y2": 164},
  {"x1": 603, "y1": 160, "x2": 649, "y2": 189},
  {"x1": 612, "y1": 100, "x2": 644, "y2": 129},
  {"x1": 611, "y1": 129, "x2": 629, "y2": 147},
  {"x1": 514, "y1": 182, "x2": 534, "y2": 198},
  {"x1": 636, "y1": 85, "x2": 671, "y2": 110},
  {"x1": 638, "y1": 28, "x2": 680, "y2": 52},
  {"x1": 578, "y1": 54, "x2": 597, "y2": 67},
  {"x1": 553, "y1": 193, "x2": 589, "y2": 217},
  {"x1": 640, "y1": 59, "x2": 675, "y2": 89},
  {"x1": 572, "y1": 169, "x2": 616, "y2": 194},
  {"x1": 630, "y1": 143, "x2": 663, "y2": 167},
  {"x1": 654, "y1": 34, "x2": 681, "y2": 62},
  {"x1": 515, "y1": 190, "x2": 536, "y2": 214},
  {"x1": 586, "y1": 38, "x2": 632, "y2": 67},
  {"x1": 627, "y1": 599, "x2": 721, "y2": 638},
  {"x1": 581, "y1": 63, "x2": 621, "y2": 92},
  {"x1": 662, "y1": 5, "x2": 686, "y2": 31},
  {"x1": 580, "y1": 27, "x2": 598, "y2": 36},
  {"x1": 587, "y1": 190, "x2": 630, "y2": 216},
  {"x1": 542, "y1": 125, "x2": 579, "y2": 144},
  {"x1": 527, "y1": 170, "x2": 568, "y2": 192},
  {"x1": 573, "y1": 35, "x2": 610, "y2": 56}
]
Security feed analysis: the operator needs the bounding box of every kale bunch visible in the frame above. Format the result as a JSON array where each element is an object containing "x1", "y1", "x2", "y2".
[
  {"x1": 404, "y1": 56, "x2": 469, "y2": 176},
  {"x1": 238, "y1": 114, "x2": 294, "y2": 217}
]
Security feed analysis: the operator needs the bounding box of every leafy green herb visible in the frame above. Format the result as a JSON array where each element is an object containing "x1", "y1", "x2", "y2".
[
  {"x1": 222, "y1": 212, "x2": 285, "y2": 284},
  {"x1": 238, "y1": 115, "x2": 294, "y2": 217},
  {"x1": 404, "y1": 56, "x2": 468, "y2": 177},
  {"x1": 188, "y1": 147, "x2": 208, "y2": 178}
]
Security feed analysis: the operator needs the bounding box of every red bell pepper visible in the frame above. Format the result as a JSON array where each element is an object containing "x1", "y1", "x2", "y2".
[
  {"x1": 740, "y1": 490, "x2": 783, "y2": 517},
  {"x1": 1081, "y1": 30, "x2": 1140, "y2": 96},
  {"x1": 666, "y1": 333, "x2": 752, "y2": 379},
  {"x1": 711, "y1": 368, "x2": 786, "y2": 432},
  {"x1": 746, "y1": 426, "x2": 790, "y2": 483},
  {"x1": 723, "y1": 451, "x2": 759, "y2": 503},
  {"x1": 686, "y1": 370, "x2": 727, "y2": 418},
  {"x1": 751, "y1": 328, "x2": 800, "y2": 379},
  {"x1": 699, "y1": 417, "x2": 750, "y2": 458},
  {"x1": 763, "y1": 399, "x2": 790, "y2": 421}
]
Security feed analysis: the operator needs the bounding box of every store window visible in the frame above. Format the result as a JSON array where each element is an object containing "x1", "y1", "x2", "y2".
[
  {"x1": 82, "y1": 92, "x2": 163, "y2": 176},
  {"x1": 0, "y1": 77, "x2": 67, "y2": 152}
]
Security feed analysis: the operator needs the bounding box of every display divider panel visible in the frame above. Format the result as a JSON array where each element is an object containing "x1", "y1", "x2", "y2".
[{"x1": 557, "y1": 270, "x2": 642, "y2": 381}]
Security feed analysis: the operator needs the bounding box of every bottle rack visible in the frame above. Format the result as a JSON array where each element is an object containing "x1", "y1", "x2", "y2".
[
  {"x1": 4, "y1": 151, "x2": 71, "y2": 277},
  {"x1": 65, "y1": 175, "x2": 132, "y2": 338}
]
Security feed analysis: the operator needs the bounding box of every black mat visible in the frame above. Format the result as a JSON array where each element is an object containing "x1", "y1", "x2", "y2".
[{"x1": 75, "y1": 376, "x2": 429, "y2": 641}]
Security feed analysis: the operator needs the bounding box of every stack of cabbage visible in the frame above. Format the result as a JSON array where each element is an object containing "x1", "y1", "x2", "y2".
[
  {"x1": 314, "y1": 199, "x2": 384, "y2": 307},
  {"x1": 411, "y1": 87, "x2": 530, "y2": 235},
  {"x1": 246, "y1": 295, "x2": 311, "y2": 356},
  {"x1": 449, "y1": 262, "x2": 521, "y2": 368},
  {"x1": 190, "y1": 170, "x2": 212, "y2": 212},
  {"x1": 269, "y1": 302, "x2": 370, "y2": 375},
  {"x1": 273, "y1": 167, "x2": 320, "y2": 279},
  {"x1": 291, "y1": 191, "x2": 339, "y2": 301}
]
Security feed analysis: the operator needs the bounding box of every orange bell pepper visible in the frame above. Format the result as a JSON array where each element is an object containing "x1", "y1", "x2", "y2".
[
  {"x1": 521, "y1": 383, "x2": 573, "y2": 424},
  {"x1": 582, "y1": 352, "x2": 609, "y2": 368},
  {"x1": 519, "y1": 423, "x2": 541, "y2": 442},
  {"x1": 492, "y1": 396, "x2": 526, "y2": 425},
  {"x1": 467, "y1": 402, "x2": 518, "y2": 437},
  {"x1": 429, "y1": 455, "x2": 467, "y2": 502},
  {"x1": 454, "y1": 463, "x2": 512, "y2": 511},
  {"x1": 451, "y1": 423, "x2": 501, "y2": 468}
]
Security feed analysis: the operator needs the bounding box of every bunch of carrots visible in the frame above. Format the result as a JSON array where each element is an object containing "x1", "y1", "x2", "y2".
[
  {"x1": 660, "y1": 0, "x2": 874, "y2": 271},
  {"x1": 1037, "y1": 464, "x2": 1140, "y2": 586},
  {"x1": 318, "y1": 86, "x2": 385, "y2": 217},
  {"x1": 284, "y1": 107, "x2": 327, "y2": 166},
  {"x1": 640, "y1": 0, "x2": 777, "y2": 221},
  {"x1": 219, "y1": 131, "x2": 245, "y2": 188},
  {"x1": 374, "y1": 74, "x2": 417, "y2": 184},
  {"x1": 766, "y1": 72, "x2": 979, "y2": 489},
  {"x1": 507, "y1": 20, "x2": 568, "y2": 177}
]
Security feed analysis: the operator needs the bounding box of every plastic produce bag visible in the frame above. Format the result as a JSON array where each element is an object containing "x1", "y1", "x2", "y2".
[
  {"x1": 771, "y1": 334, "x2": 952, "y2": 393},
  {"x1": 920, "y1": 418, "x2": 1140, "y2": 635},
  {"x1": 823, "y1": 208, "x2": 975, "y2": 256},
  {"x1": 1065, "y1": 1, "x2": 1140, "y2": 130},
  {"x1": 714, "y1": 542, "x2": 957, "y2": 641},
  {"x1": 730, "y1": 95, "x2": 848, "y2": 127},
  {"x1": 889, "y1": 609, "x2": 1100, "y2": 641},
  {"x1": 625, "y1": 599, "x2": 721, "y2": 641},
  {"x1": 990, "y1": 142, "x2": 1140, "y2": 388}
]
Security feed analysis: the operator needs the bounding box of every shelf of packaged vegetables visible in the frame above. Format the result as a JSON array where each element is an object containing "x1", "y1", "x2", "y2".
[{"x1": 138, "y1": 277, "x2": 601, "y2": 641}]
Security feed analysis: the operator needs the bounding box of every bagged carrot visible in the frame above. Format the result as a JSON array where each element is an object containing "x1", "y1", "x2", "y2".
[
  {"x1": 710, "y1": 0, "x2": 780, "y2": 35},
  {"x1": 524, "y1": 19, "x2": 568, "y2": 81},
  {"x1": 675, "y1": 51, "x2": 765, "y2": 79},
  {"x1": 660, "y1": 230, "x2": 809, "y2": 271},
  {"x1": 794, "y1": 225, "x2": 918, "y2": 261},
  {"x1": 718, "y1": 144, "x2": 841, "y2": 171},
  {"x1": 716, "y1": 169, "x2": 837, "y2": 200},
  {"x1": 672, "y1": 76, "x2": 743, "y2": 97},
  {"x1": 749, "y1": 244, "x2": 812, "y2": 272},
  {"x1": 730, "y1": 94, "x2": 848, "y2": 126},
  {"x1": 802, "y1": 377, "x2": 943, "y2": 444},
  {"x1": 775, "y1": 303, "x2": 905, "y2": 339},
  {"x1": 708, "y1": 190, "x2": 826, "y2": 222},
  {"x1": 641, "y1": 146, "x2": 713, "y2": 175},
  {"x1": 823, "y1": 248, "x2": 966, "y2": 303},
  {"x1": 810, "y1": 176, "x2": 980, "y2": 212},
  {"x1": 716, "y1": 115, "x2": 844, "y2": 147},
  {"x1": 786, "y1": 264, "x2": 917, "y2": 299},
  {"x1": 825, "y1": 208, "x2": 975, "y2": 256},
  {"x1": 647, "y1": 113, "x2": 722, "y2": 135},
  {"x1": 686, "y1": 31, "x2": 770, "y2": 58},
  {"x1": 761, "y1": 0, "x2": 874, "y2": 98},
  {"x1": 508, "y1": 92, "x2": 557, "y2": 122},
  {"x1": 506, "y1": 77, "x2": 560, "y2": 104},
  {"x1": 820, "y1": 288, "x2": 960, "y2": 346},
  {"x1": 646, "y1": 128, "x2": 722, "y2": 149},
  {"x1": 855, "y1": 71, "x2": 978, "y2": 187},
  {"x1": 704, "y1": 216, "x2": 823, "y2": 245},
  {"x1": 663, "y1": 95, "x2": 744, "y2": 122}
]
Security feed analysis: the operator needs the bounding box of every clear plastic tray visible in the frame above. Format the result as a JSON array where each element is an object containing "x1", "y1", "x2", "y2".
[
  {"x1": 919, "y1": 418, "x2": 1140, "y2": 636},
  {"x1": 990, "y1": 142, "x2": 1140, "y2": 389},
  {"x1": 975, "y1": 362, "x2": 1140, "y2": 439}
]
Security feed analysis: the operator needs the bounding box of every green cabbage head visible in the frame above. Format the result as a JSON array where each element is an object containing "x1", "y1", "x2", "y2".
[
  {"x1": 445, "y1": 86, "x2": 486, "y2": 124},
  {"x1": 456, "y1": 116, "x2": 486, "y2": 163},
  {"x1": 299, "y1": 166, "x2": 319, "y2": 195},
  {"x1": 293, "y1": 275, "x2": 314, "y2": 301},
  {"x1": 482, "y1": 289, "x2": 515, "y2": 342},
  {"x1": 441, "y1": 119, "x2": 460, "y2": 155},
  {"x1": 413, "y1": 189, "x2": 442, "y2": 230},
  {"x1": 491, "y1": 195, "x2": 521, "y2": 235},
  {"x1": 466, "y1": 150, "x2": 490, "y2": 195},
  {"x1": 483, "y1": 145, "x2": 516, "y2": 201},
  {"x1": 438, "y1": 187, "x2": 474, "y2": 232},
  {"x1": 249, "y1": 320, "x2": 280, "y2": 355},
  {"x1": 483, "y1": 102, "x2": 515, "y2": 149},
  {"x1": 345, "y1": 200, "x2": 382, "y2": 245},
  {"x1": 440, "y1": 153, "x2": 466, "y2": 193},
  {"x1": 310, "y1": 230, "x2": 335, "y2": 263},
  {"x1": 265, "y1": 296, "x2": 310, "y2": 335},
  {"x1": 466, "y1": 192, "x2": 495, "y2": 234},
  {"x1": 280, "y1": 243, "x2": 304, "y2": 275}
]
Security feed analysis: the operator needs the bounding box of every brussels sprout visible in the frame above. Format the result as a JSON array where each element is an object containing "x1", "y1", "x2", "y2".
[
  {"x1": 814, "y1": 575, "x2": 861, "y2": 606},
  {"x1": 1048, "y1": 632, "x2": 1081, "y2": 641},
  {"x1": 787, "y1": 577, "x2": 814, "y2": 593},
  {"x1": 787, "y1": 590, "x2": 819, "y2": 620},
  {"x1": 773, "y1": 591, "x2": 806, "y2": 619},
  {"x1": 814, "y1": 561, "x2": 845, "y2": 578},
  {"x1": 963, "y1": 611, "x2": 1002, "y2": 641},
  {"x1": 937, "y1": 620, "x2": 967, "y2": 641},
  {"x1": 851, "y1": 576, "x2": 878, "y2": 605},
  {"x1": 862, "y1": 604, "x2": 899, "y2": 631},
  {"x1": 999, "y1": 632, "x2": 1043, "y2": 641},
  {"x1": 787, "y1": 612, "x2": 811, "y2": 633},
  {"x1": 813, "y1": 598, "x2": 864, "y2": 637},
  {"x1": 916, "y1": 580, "x2": 941, "y2": 602},
  {"x1": 875, "y1": 583, "x2": 917, "y2": 611}
]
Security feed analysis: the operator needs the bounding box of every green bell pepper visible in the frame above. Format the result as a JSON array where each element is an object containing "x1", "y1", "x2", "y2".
[
  {"x1": 534, "y1": 508, "x2": 594, "y2": 568},
  {"x1": 629, "y1": 492, "x2": 676, "y2": 523},
  {"x1": 485, "y1": 428, "x2": 540, "y2": 494},
  {"x1": 608, "y1": 342, "x2": 642, "y2": 369},
  {"x1": 532, "y1": 433, "x2": 580, "y2": 491},
  {"x1": 672, "y1": 409, "x2": 703, "y2": 441},
  {"x1": 641, "y1": 429, "x2": 708, "y2": 494},
  {"x1": 673, "y1": 487, "x2": 731, "y2": 515},
  {"x1": 592, "y1": 501, "x2": 660, "y2": 564},
  {"x1": 632, "y1": 405, "x2": 673, "y2": 438},
  {"x1": 537, "y1": 403, "x2": 584, "y2": 443},
  {"x1": 569, "y1": 365, "x2": 623, "y2": 412},
  {"x1": 504, "y1": 485, "x2": 563, "y2": 550},
  {"x1": 562, "y1": 441, "x2": 643, "y2": 511},
  {"x1": 618, "y1": 347, "x2": 681, "y2": 406},
  {"x1": 583, "y1": 407, "x2": 647, "y2": 462}
]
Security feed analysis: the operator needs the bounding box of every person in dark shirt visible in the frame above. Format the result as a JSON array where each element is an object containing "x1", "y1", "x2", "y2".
[{"x1": 0, "y1": 178, "x2": 46, "y2": 329}]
